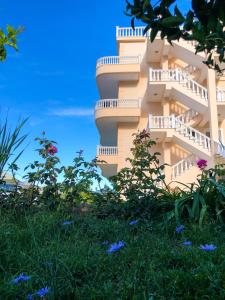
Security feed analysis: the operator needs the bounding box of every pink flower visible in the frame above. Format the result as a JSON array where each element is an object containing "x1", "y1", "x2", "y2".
[
  {"x1": 196, "y1": 159, "x2": 207, "y2": 170},
  {"x1": 47, "y1": 145, "x2": 58, "y2": 155}
]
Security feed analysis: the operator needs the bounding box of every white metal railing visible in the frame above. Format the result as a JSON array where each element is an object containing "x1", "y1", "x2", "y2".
[
  {"x1": 149, "y1": 68, "x2": 208, "y2": 101},
  {"x1": 171, "y1": 155, "x2": 196, "y2": 179},
  {"x1": 217, "y1": 89, "x2": 225, "y2": 102},
  {"x1": 148, "y1": 115, "x2": 211, "y2": 151},
  {"x1": 96, "y1": 56, "x2": 140, "y2": 68},
  {"x1": 97, "y1": 146, "x2": 118, "y2": 156},
  {"x1": 95, "y1": 99, "x2": 141, "y2": 109}
]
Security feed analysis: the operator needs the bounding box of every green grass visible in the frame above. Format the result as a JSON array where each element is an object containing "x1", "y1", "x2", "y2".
[{"x1": 1, "y1": 210, "x2": 225, "y2": 299}]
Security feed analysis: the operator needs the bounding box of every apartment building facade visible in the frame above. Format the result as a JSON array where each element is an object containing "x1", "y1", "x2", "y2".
[{"x1": 95, "y1": 26, "x2": 225, "y2": 186}]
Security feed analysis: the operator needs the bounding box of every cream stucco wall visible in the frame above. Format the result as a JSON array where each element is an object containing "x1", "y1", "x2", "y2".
[{"x1": 96, "y1": 27, "x2": 225, "y2": 184}]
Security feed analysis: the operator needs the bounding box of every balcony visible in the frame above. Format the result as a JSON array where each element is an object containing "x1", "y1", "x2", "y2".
[
  {"x1": 96, "y1": 56, "x2": 140, "y2": 99},
  {"x1": 116, "y1": 26, "x2": 149, "y2": 41},
  {"x1": 95, "y1": 98, "x2": 141, "y2": 121},
  {"x1": 96, "y1": 146, "x2": 118, "y2": 177}
]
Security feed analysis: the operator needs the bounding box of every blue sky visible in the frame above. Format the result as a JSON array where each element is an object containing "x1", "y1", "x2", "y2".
[{"x1": 0, "y1": 0, "x2": 190, "y2": 177}]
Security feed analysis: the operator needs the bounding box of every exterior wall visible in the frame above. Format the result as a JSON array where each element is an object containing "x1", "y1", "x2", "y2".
[{"x1": 96, "y1": 27, "x2": 225, "y2": 185}]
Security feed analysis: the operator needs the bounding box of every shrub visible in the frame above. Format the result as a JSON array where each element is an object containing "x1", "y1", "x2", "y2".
[
  {"x1": 94, "y1": 130, "x2": 173, "y2": 220},
  {"x1": 167, "y1": 163, "x2": 225, "y2": 227}
]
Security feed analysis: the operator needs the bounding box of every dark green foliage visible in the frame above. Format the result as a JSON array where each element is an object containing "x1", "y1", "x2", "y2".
[
  {"x1": 168, "y1": 164, "x2": 225, "y2": 227},
  {"x1": 94, "y1": 130, "x2": 172, "y2": 220},
  {"x1": 1, "y1": 133, "x2": 102, "y2": 211},
  {"x1": 0, "y1": 117, "x2": 28, "y2": 182},
  {"x1": 125, "y1": 0, "x2": 225, "y2": 72}
]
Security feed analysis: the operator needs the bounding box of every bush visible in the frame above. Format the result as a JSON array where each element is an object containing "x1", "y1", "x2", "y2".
[{"x1": 168, "y1": 163, "x2": 225, "y2": 227}]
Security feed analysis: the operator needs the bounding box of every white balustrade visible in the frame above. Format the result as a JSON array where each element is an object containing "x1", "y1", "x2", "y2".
[
  {"x1": 96, "y1": 56, "x2": 139, "y2": 68},
  {"x1": 172, "y1": 155, "x2": 196, "y2": 179},
  {"x1": 217, "y1": 89, "x2": 225, "y2": 102},
  {"x1": 149, "y1": 68, "x2": 208, "y2": 101},
  {"x1": 95, "y1": 99, "x2": 141, "y2": 109},
  {"x1": 149, "y1": 115, "x2": 211, "y2": 151},
  {"x1": 97, "y1": 146, "x2": 118, "y2": 156},
  {"x1": 116, "y1": 26, "x2": 148, "y2": 37},
  {"x1": 216, "y1": 142, "x2": 225, "y2": 158},
  {"x1": 148, "y1": 115, "x2": 175, "y2": 129},
  {"x1": 177, "y1": 109, "x2": 198, "y2": 124}
]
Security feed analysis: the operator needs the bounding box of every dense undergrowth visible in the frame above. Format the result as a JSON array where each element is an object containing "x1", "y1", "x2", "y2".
[
  {"x1": 1, "y1": 123, "x2": 225, "y2": 299},
  {"x1": 2, "y1": 210, "x2": 225, "y2": 299}
]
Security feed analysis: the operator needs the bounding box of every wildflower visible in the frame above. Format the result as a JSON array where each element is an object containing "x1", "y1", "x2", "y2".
[
  {"x1": 11, "y1": 273, "x2": 30, "y2": 284},
  {"x1": 106, "y1": 241, "x2": 125, "y2": 254},
  {"x1": 35, "y1": 287, "x2": 50, "y2": 297},
  {"x1": 129, "y1": 220, "x2": 138, "y2": 225},
  {"x1": 27, "y1": 294, "x2": 33, "y2": 300},
  {"x1": 182, "y1": 241, "x2": 192, "y2": 246},
  {"x1": 196, "y1": 159, "x2": 207, "y2": 170},
  {"x1": 47, "y1": 144, "x2": 58, "y2": 155},
  {"x1": 175, "y1": 225, "x2": 185, "y2": 234},
  {"x1": 200, "y1": 244, "x2": 217, "y2": 251},
  {"x1": 62, "y1": 221, "x2": 74, "y2": 226}
]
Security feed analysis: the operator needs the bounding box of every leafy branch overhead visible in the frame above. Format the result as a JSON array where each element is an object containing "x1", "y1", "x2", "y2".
[
  {"x1": 0, "y1": 25, "x2": 23, "y2": 61},
  {"x1": 125, "y1": 0, "x2": 225, "y2": 72}
]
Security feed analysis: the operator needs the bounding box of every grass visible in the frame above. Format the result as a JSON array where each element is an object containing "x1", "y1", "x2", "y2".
[{"x1": 1, "y1": 210, "x2": 225, "y2": 299}]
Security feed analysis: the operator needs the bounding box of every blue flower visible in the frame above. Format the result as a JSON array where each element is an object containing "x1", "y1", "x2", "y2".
[
  {"x1": 175, "y1": 225, "x2": 185, "y2": 233},
  {"x1": 129, "y1": 220, "x2": 138, "y2": 225},
  {"x1": 27, "y1": 294, "x2": 33, "y2": 300},
  {"x1": 182, "y1": 241, "x2": 192, "y2": 246},
  {"x1": 106, "y1": 241, "x2": 125, "y2": 254},
  {"x1": 62, "y1": 221, "x2": 74, "y2": 226},
  {"x1": 200, "y1": 244, "x2": 217, "y2": 251},
  {"x1": 35, "y1": 287, "x2": 50, "y2": 297},
  {"x1": 11, "y1": 273, "x2": 30, "y2": 284}
]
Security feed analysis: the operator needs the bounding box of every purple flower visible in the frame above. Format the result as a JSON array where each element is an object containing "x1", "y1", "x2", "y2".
[
  {"x1": 182, "y1": 241, "x2": 192, "y2": 246},
  {"x1": 175, "y1": 225, "x2": 185, "y2": 234},
  {"x1": 35, "y1": 287, "x2": 50, "y2": 297},
  {"x1": 106, "y1": 241, "x2": 125, "y2": 254},
  {"x1": 196, "y1": 159, "x2": 207, "y2": 170},
  {"x1": 11, "y1": 273, "x2": 30, "y2": 284},
  {"x1": 129, "y1": 220, "x2": 138, "y2": 225},
  {"x1": 62, "y1": 221, "x2": 74, "y2": 226},
  {"x1": 200, "y1": 244, "x2": 217, "y2": 251}
]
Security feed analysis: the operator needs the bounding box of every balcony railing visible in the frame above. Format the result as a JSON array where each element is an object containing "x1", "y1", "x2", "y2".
[
  {"x1": 97, "y1": 146, "x2": 118, "y2": 156},
  {"x1": 116, "y1": 26, "x2": 198, "y2": 46},
  {"x1": 217, "y1": 89, "x2": 225, "y2": 102},
  {"x1": 96, "y1": 56, "x2": 140, "y2": 68},
  {"x1": 171, "y1": 155, "x2": 196, "y2": 179},
  {"x1": 95, "y1": 99, "x2": 141, "y2": 110},
  {"x1": 116, "y1": 26, "x2": 149, "y2": 38},
  {"x1": 149, "y1": 68, "x2": 208, "y2": 101}
]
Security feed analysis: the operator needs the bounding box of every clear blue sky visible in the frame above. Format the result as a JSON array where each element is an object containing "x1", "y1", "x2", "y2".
[{"x1": 0, "y1": 0, "x2": 190, "y2": 175}]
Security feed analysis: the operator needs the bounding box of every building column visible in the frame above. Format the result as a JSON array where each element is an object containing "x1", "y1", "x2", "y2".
[
  {"x1": 207, "y1": 68, "x2": 218, "y2": 167},
  {"x1": 161, "y1": 55, "x2": 168, "y2": 69},
  {"x1": 162, "y1": 98, "x2": 170, "y2": 115}
]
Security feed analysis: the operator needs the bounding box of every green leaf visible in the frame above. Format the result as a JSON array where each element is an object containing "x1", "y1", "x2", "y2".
[
  {"x1": 150, "y1": 27, "x2": 158, "y2": 42},
  {"x1": 162, "y1": 16, "x2": 184, "y2": 27}
]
